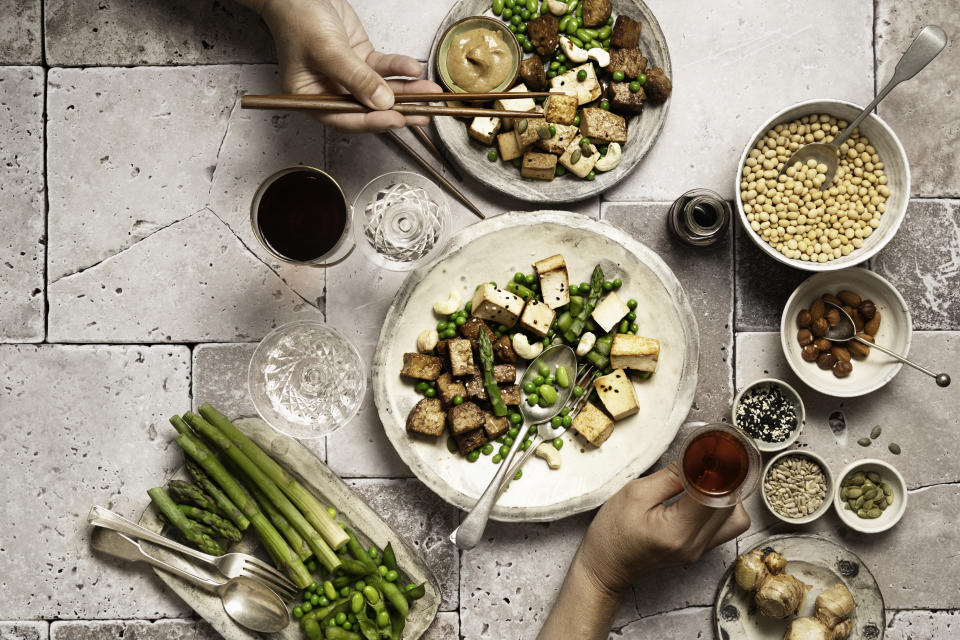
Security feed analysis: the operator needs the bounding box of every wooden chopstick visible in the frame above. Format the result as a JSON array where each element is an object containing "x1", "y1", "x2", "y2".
[
  {"x1": 409, "y1": 125, "x2": 463, "y2": 182},
  {"x1": 241, "y1": 95, "x2": 544, "y2": 119},
  {"x1": 244, "y1": 91, "x2": 553, "y2": 103},
  {"x1": 381, "y1": 129, "x2": 484, "y2": 221}
]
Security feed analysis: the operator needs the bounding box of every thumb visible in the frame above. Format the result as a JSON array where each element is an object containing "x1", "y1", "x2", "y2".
[
  {"x1": 635, "y1": 462, "x2": 685, "y2": 507},
  {"x1": 313, "y1": 38, "x2": 395, "y2": 110}
]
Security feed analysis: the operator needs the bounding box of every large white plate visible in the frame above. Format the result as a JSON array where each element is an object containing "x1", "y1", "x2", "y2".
[{"x1": 372, "y1": 210, "x2": 699, "y2": 521}]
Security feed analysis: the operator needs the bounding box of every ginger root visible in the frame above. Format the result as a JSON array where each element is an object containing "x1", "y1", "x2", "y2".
[
  {"x1": 734, "y1": 549, "x2": 809, "y2": 619},
  {"x1": 781, "y1": 583, "x2": 856, "y2": 640}
]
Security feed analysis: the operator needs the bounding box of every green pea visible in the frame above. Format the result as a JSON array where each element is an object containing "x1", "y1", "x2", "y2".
[
  {"x1": 310, "y1": 594, "x2": 320, "y2": 606},
  {"x1": 561, "y1": 406, "x2": 570, "y2": 416},
  {"x1": 555, "y1": 164, "x2": 567, "y2": 176},
  {"x1": 551, "y1": 416, "x2": 562, "y2": 428},
  {"x1": 580, "y1": 136, "x2": 591, "y2": 147},
  {"x1": 553, "y1": 437, "x2": 564, "y2": 450},
  {"x1": 367, "y1": 546, "x2": 379, "y2": 558},
  {"x1": 444, "y1": 328, "x2": 457, "y2": 339},
  {"x1": 492, "y1": 454, "x2": 502, "y2": 463},
  {"x1": 612, "y1": 70, "x2": 625, "y2": 83},
  {"x1": 573, "y1": 113, "x2": 581, "y2": 126},
  {"x1": 467, "y1": 450, "x2": 480, "y2": 462},
  {"x1": 487, "y1": 149, "x2": 498, "y2": 162},
  {"x1": 436, "y1": 321, "x2": 447, "y2": 331},
  {"x1": 602, "y1": 37, "x2": 610, "y2": 48},
  {"x1": 508, "y1": 427, "x2": 519, "y2": 438},
  {"x1": 602, "y1": 280, "x2": 613, "y2": 291},
  {"x1": 482, "y1": 443, "x2": 494, "y2": 455},
  {"x1": 505, "y1": 0, "x2": 515, "y2": 7},
  {"x1": 452, "y1": 395, "x2": 464, "y2": 406},
  {"x1": 548, "y1": 124, "x2": 556, "y2": 136},
  {"x1": 626, "y1": 311, "x2": 636, "y2": 321},
  {"x1": 526, "y1": 393, "x2": 539, "y2": 405},
  {"x1": 502, "y1": 7, "x2": 513, "y2": 18},
  {"x1": 557, "y1": 65, "x2": 568, "y2": 74},
  {"x1": 385, "y1": 569, "x2": 399, "y2": 582},
  {"x1": 612, "y1": 277, "x2": 622, "y2": 289},
  {"x1": 378, "y1": 565, "x2": 388, "y2": 577},
  {"x1": 555, "y1": 365, "x2": 570, "y2": 388},
  {"x1": 354, "y1": 580, "x2": 366, "y2": 591},
  {"x1": 518, "y1": 22, "x2": 527, "y2": 33},
  {"x1": 637, "y1": 73, "x2": 647, "y2": 85},
  {"x1": 465, "y1": 301, "x2": 473, "y2": 313},
  {"x1": 499, "y1": 444, "x2": 510, "y2": 457},
  {"x1": 538, "y1": 364, "x2": 550, "y2": 377},
  {"x1": 318, "y1": 595, "x2": 330, "y2": 607},
  {"x1": 600, "y1": 99, "x2": 610, "y2": 111},
  {"x1": 561, "y1": 415, "x2": 572, "y2": 427},
  {"x1": 293, "y1": 605, "x2": 303, "y2": 619},
  {"x1": 627, "y1": 298, "x2": 638, "y2": 310},
  {"x1": 511, "y1": 14, "x2": 521, "y2": 24},
  {"x1": 618, "y1": 319, "x2": 629, "y2": 333},
  {"x1": 335, "y1": 612, "x2": 347, "y2": 625},
  {"x1": 520, "y1": 9, "x2": 530, "y2": 20},
  {"x1": 509, "y1": 23, "x2": 518, "y2": 32},
  {"x1": 342, "y1": 622, "x2": 353, "y2": 631},
  {"x1": 301, "y1": 601, "x2": 313, "y2": 613},
  {"x1": 599, "y1": 145, "x2": 608, "y2": 156},
  {"x1": 340, "y1": 586, "x2": 350, "y2": 597},
  {"x1": 514, "y1": 469, "x2": 523, "y2": 480},
  {"x1": 523, "y1": 40, "x2": 533, "y2": 52},
  {"x1": 577, "y1": 69, "x2": 587, "y2": 81},
  {"x1": 424, "y1": 387, "x2": 436, "y2": 398},
  {"x1": 377, "y1": 611, "x2": 391, "y2": 628},
  {"x1": 306, "y1": 581, "x2": 318, "y2": 593},
  {"x1": 504, "y1": 436, "x2": 514, "y2": 446},
  {"x1": 492, "y1": 0, "x2": 505, "y2": 14},
  {"x1": 598, "y1": 25, "x2": 611, "y2": 39},
  {"x1": 585, "y1": 169, "x2": 596, "y2": 180},
  {"x1": 327, "y1": 507, "x2": 337, "y2": 519},
  {"x1": 538, "y1": 384, "x2": 558, "y2": 406},
  {"x1": 547, "y1": 70, "x2": 557, "y2": 79},
  {"x1": 512, "y1": 157, "x2": 523, "y2": 167},
  {"x1": 510, "y1": 412, "x2": 523, "y2": 424},
  {"x1": 629, "y1": 80, "x2": 642, "y2": 93},
  {"x1": 521, "y1": 439, "x2": 531, "y2": 451},
  {"x1": 532, "y1": 375, "x2": 545, "y2": 386}
]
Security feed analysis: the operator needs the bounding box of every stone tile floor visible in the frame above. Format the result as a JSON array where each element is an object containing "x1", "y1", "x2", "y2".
[{"x1": 0, "y1": 0, "x2": 957, "y2": 638}]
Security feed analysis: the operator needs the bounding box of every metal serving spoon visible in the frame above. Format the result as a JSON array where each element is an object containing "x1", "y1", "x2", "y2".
[
  {"x1": 91, "y1": 527, "x2": 290, "y2": 633},
  {"x1": 780, "y1": 25, "x2": 947, "y2": 188},
  {"x1": 824, "y1": 301, "x2": 950, "y2": 387},
  {"x1": 450, "y1": 344, "x2": 577, "y2": 550}
]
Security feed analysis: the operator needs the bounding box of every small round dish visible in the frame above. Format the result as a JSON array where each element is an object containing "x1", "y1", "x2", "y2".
[
  {"x1": 834, "y1": 459, "x2": 907, "y2": 533},
  {"x1": 435, "y1": 16, "x2": 520, "y2": 94},
  {"x1": 732, "y1": 378, "x2": 805, "y2": 452},
  {"x1": 761, "y1": 450, "x2": 834, "y2": 525},
  {"x1": 781, "y1": 268, "x2": 911, "y2": 397}
]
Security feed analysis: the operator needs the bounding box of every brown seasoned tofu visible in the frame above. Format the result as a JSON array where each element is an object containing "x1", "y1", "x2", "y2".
[
  {"x1": 499, "y1": 384, "x2": 522, "y2": 405},
  {"x1": 435, "y1": 338, "x2": 452, "y2": 357},
  {"x1": 521, "y1": 151, "x2": 557, "y2": 180},
  {"x1": 518, "y1": 54, "x2": 548, "y2": 91},
  {"x1": 447, "y1": 338, "x2": 476, "y2": 377},
  {"x1": 527, "y1": 14, "x2": 560, "y2": 56},
  {"x1": 435, "y1": 372, "x2": 466, "y2": 408},
  {"x1": 609, "y1": 82, "x2": 646, "y2": 115},
  {"x1": 571, "y1": 401, "x2": 614, "y2": 446},
  {"x1": 543, "y1": 93, "x2": 578, "y2": 125},
  {"x1": 497, "y1": 130, "x2": 523, "y2": 162},
  {"x1": 581, "y1": 0, "x2": 612, "y2": 27},
  {"x1": 447, "y1": 401, "x2": 485, "y2": 436},
  {"x1": 493, "y1": 364, "x2": 517, "y2": 383},
  {"x1": 400, "y1": 352, "x2": 444, "y2": 380},
  {"x1": 454, "y1": 428, "x2": 488, "y2": 455},
  {"x1": 464, "y1": 376, "x2": 486, "y2": 401},
  {"x1": 483, "y1": 410, "x2": 510, "y2": 439},
  {"x1": 493, "y1": 335, "x2": 517, "y2": 364},
  {"x1": 608, "y1": 48, "x2": 647, "y2": 80},
  {"x1": 610, "y1": 15, "x2": 641, "y2": 49},
  {"x1": 644, "y1": 67, "x2": 672, "y2": 104},
  {"x1": 405, "y1": 398, "x2": 446, "y2": 437},
  {"x1": 579, "y1": 107, "x2": 628, "y2": 144},
  {"x1": 459, "y1": 316, "x2": 496, "y2": 350},
  {"x1": 537, "y1": 123, "x2": 579, "y2": 155},
  {"x1": 514, "y1": 118, "x2": 542, "y2": 151}
]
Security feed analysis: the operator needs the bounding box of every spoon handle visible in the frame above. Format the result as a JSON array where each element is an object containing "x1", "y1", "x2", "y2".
[
  {"x1": 833, "y1": 25, "x2": 947, "y2": 148},
  {"x1": 92, "y1": 528, "x2": 222, "y2": 592},
  {"x1": 854, "y1": 335, "x2": 947, "y2": 383},
  {"x1": 89, "y1": 505, "x2": 217, "y2": 566}
]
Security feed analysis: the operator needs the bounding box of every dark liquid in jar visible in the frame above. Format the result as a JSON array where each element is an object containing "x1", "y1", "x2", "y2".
[
  {"x1": 682, "y1": 430, "x2": 749, "y2": 495},
  {"x1": 257, "y1": 170, "x2": 347, "y2": 262}
]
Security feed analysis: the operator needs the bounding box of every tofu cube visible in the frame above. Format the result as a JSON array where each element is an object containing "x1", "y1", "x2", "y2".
[
  {"x1": 593, "y1": 369, "x2": 639, "y2": 420},
  {"x1": 497, "y1": 131, "x2": 523, "y2": 162},
  {"x1": 543, "y1": 93, "x2": 578, "y2": 125},
  {"x1": 534, "y1": 254, "x2": 570, "y2": 309},
  {"x1": 513, "y1": 118, "x2": 542, "y2": 151},
  {"x1": 458, "y1": 316, "x2": 496, "y2": 350},
  {"x1": 447, "y1": 338, "x2": 476, "y2": 377},
  {"x1": 470, "y1": 283, "x2": 524, "y2": 328},
  {"x1": 537, "y1": 123, "x2": 579, "y2": 155},
  {"x1": 405, "y1": 398, "x2": 446, "y2": 437},
  {"x1": 610, "y1": 334, "x2": 660, "y2": 372},
  {"x1": 572, "y1": 401, "x2": 615, "y2": 446},
  {"x1": 610, "y1": 15, "x2": 642, "y2": 49},
  {"x1": 520, "y1": 151, "x2": 557, "y2": 181},
  {"x1": 483, "y1": 410, "x2": 510, "y2": 439},
  {"x1": 464, "y1": 376, "x2": 486, "y2": 402},
  {"x1": 400, "y1": 352, "x2": 444, "y2": 380},
  {"x1": 447, "y1": 401, "x2": 485, "y2": 436},
  {"x1": 591, "y1": 292, "x2": 629, "y2": 332},
  {"x1": 494, "y1": 83, "x2": 536, "y2": 128},
  {"x1": 467, "y1": 116, "x2": 501, "y2": 145},
  {"x1": 519, "y1": 298, "x2": 556, "y2": 338},
  {"x1": 436, "y1": 372, "x2": 467, "y2": 408},
  {"x1": 609, "y1": 48, "x2": 648, "y2": 79},
  {"x1": 559, "y1": 136, "x2": 600, "y2": 178},
  {"x1": 549, "y1": 64, "x2": 601, "y2": 105},
  {"x1": 454, "y1": 428, "x2": 488, "y2": 455},
  {"x1": 493, "y1": 364, "x2": 517, "y2": 383},
  {"x1": 579, "y1": 107, "x2": 628, "y2": 144},
  {"x1": 499, "y1": 384, "x2": 522, "y2": 405}
]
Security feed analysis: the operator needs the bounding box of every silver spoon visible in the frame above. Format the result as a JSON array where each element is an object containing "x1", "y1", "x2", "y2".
[
  {"x1": 780, "y1": 25, "x2": 947, "y2": 188},
  {"x1": 824, "y1": 301, "x2": 950, "y2": 387},
  {"x1": 91, "y1": 527, "x2": 290, "y2": 632},
  {"x1": 450, "y1": 344, "x2": 577, "y2": 550}
]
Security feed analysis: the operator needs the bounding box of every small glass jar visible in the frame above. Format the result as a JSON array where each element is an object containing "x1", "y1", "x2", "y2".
[{"x1": 666, "y1": 188, "x2": 731, "y2": 247}]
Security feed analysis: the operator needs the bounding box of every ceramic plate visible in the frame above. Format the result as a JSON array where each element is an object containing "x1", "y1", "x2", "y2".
[
  {"x1": 428, "y1": 0, "x2": 672, "y2": 203},
  {"x1": 372, "y1": 210, "x2": 699, "y2": 521},
  {"x1": 714, "y1": 534, "x2": 885, "y2": 640},
  {"x1": 137, "y1": 416, "x2": 441, "y2": 640}
]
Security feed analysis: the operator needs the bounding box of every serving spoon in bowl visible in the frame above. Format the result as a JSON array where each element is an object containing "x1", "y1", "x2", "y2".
[{"x1": 780, "y1": 25, "x2": 947, "y2": 189}]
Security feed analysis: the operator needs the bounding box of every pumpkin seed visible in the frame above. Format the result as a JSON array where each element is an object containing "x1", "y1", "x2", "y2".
[
  {"x1": 848, "y1": 498, "x2": 858, "y2": 510},
  {"x1": 854, "y1": 496, "x2": 864, "y2": 509},
  {"x1": 856, "y1": 508, "x2": 867, "y2": 518},
  {"x1": 870, "y1": 425, "x2": 882, "y2": 439},
  {"x1": 537, "y1": 125, "x2": 551, "y2": 139},
  {"x1": 863, "y1": 499, "x2": 875, "y2": 510},
  {"x1": 867, "y1": 508, "x2": 882, "y2": 518},
  {"x1": 570, "y1": 149, "x2": 581, "y2": 164},
  {"x1": 517, "y1": 119, "x2": 528, "y2": 134},
  {"x1": 888, "y1": 442, "x2": 901, "y2": 455},
  {"x1": 844, "y1": 502, "x2": 851, "y2": 510},
  {"x1": 846, "y1": 488, "x2": 862, "y2": 499},
  {"x1": 857, "y1": 437, "x2": 872, "y2": 447},
  {"x1": 886, "y1": 495, "x2": 894, "y2": 506},
  {"x1": 851, "y1": 472, "x2": 865, "y2": 484},
  {"x1": 867, "y1": 471, "x2": 881, "y2": 484},
  {"x1": 863, "y1": 488, "x2": 877, "y2": 501}
]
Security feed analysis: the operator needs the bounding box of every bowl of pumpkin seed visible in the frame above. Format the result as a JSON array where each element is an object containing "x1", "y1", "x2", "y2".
[{"x1": 833, "y1": 459, "x2": 908, "y2": 533}]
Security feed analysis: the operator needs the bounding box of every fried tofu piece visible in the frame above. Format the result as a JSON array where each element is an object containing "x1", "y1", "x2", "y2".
[
  {"x1": 536, "y1": 123, "x2": 579, "y2": 155},
  {"x1": 447, "y1": 401, "x2": 485, "y2": 436},
  {"x1": 572, "y1": 401, "x2": 614, "y2": 446},
  {"x1": 483, "y1": 410, "x2": 510, "y2": 439},
  {"x1": 610, "y1": 334, "x2": 660, "y2": 372},
  {"x1": 543, "y1": 93, "x2": 578, "y2": 125},
  {"x1": 494, "y1": 83, "x2": 537, "y2": 129},
  {"x1": 459, "y1": 316, "x2": 495, "y2": 350},
  {"x1": 610, "y1": 15, "x2": 641, "y2": 49},
  {"x1": 609, "y1": 82, "x2": 646, "y2": 115},
  {"x1": 436, "y1": 372, "x2": 466, "y2": 408},
  {"x1": 644, "y1": 67, "x2": 672, "y2": 104},
  {"x1": 464, "y1": 376, "x2": 486, "y2": 402},
  {"x1": 447, "y1": 338, "x2": 476, "y2": 377},
  {"x1": 518, "y1": 54, "x2": 548, "y2": 91},
  {"x1": 464, "y1": 379, "x2": 520, "y2": 405},
  {"x1": 493, "y1": 364, "x2": 517, "y2": 383},
  {"x1": 534, "y1": 253, "x2": 570, "y2": 310},
  {"x1": 401, "y1": 352, "x2": 444, "y2": 380},
  {"x1": 468, "y1": 116, "x2": 501, "y2": 145},
  {"x1": 559, "y1": 136, "x2": 600, "y2": 178},
  {"x1": 581, "y1": 0, "x2": 612, "y2": 27},
  {"x1": 497, "y1": 130, "x2": 523, "y2": 162},
  {"x1": 527, "y1": 14, "x2": 560, "y2": 56},
  {"x1": 593, "y1": 369, "x2": 639, "y2": 420},
  {"x1": 454, "y1": 428, "x2": 488, "y2": 455},
  {"x1": 579, "y1": 107, "x2": 627, "y2": 144},
  {"x1": 550, "y1": 63, "x2": 602, "y2": 105},
  {"x1": 608, "y1": 48, "x2": 647, "y2": 80},
  {"x1": 493, "y1": 335, "x2": 518, "y2": 364},
  {"x1": 520, "y1": 151, "x2": 557, "y2": 180},
  {"x1": 499, "y1": 384, "x2": 522, "y2": 405},
  {"x1": 591, "y1": 291, "x2": 629, "y2": 332},
  {"x1": 514, "y1": 118, "x2": 542, "y2": 151},
  {"x1": 405, "y1": 398, "x2": 446, "y2": 437},
  {"x1": 519, "y1": 298, "x2": 555, "y2": 338},
  {"x1": 471, "y1": 283, "x2": 524, "y2": 328}
]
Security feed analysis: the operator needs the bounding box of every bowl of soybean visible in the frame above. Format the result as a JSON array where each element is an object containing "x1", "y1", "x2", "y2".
[{"x1": 834, "y1": 459, "x2": 908, "y2": 533}]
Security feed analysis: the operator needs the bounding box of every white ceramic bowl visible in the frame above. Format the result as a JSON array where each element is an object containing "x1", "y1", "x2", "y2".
[
  {"x1": 834, "y1": 459, "x2": 908, "y2": 533},
  {"x1": 761, "y1": 449, "x2": 834, "y2": 525},
  {"x1": 732, "y1": 378, "x2": 805, "y2": 452},
  {"x1": 735, "y1": 99, "x2": 910, "y2": 271},
  {"x1": 780, "y1": 268, "x2": 911, "y2": 397}
]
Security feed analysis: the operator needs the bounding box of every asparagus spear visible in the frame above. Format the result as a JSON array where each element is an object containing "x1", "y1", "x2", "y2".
[
  {"x1": 177, "y1": 504, "x2": 243, "y2": 542},
  {"x1": 248, "y1": 482, "x2": 313, "y2": 562},
  {"x1": 477, "y1": 330, "x2": 508, "y2": 417},
  {"x1": 147, "y1": 486, "x2": 224, "y2": 556},
  {"x1": 174, "y1": 430, "x2": 313, "y2": 588},
  {"x1": 184, "y1": 411, "x2": 342, "y2": 572},
  {"x1": 184, "y1": 459, "x2": 250, "y2": 531},
  {"x1": 564, "y1": 265, "x2": 604, "y2": 343},
  {"x1": 167, "y1": 479, "x2": 224, "y2": 516},
  {"x1": 197, "y1": 403, "x2": 349, "y2": 551}
]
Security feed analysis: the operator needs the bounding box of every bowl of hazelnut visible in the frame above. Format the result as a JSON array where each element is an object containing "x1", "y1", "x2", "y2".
[{"x1": 780, "y1": 268, "x2": 911, "y2": 397}]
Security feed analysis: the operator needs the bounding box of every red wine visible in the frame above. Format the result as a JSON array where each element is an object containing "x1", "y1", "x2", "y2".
[
  {"x1": 682, "y1": 430, "x2": 749, "y2": 495},
  {"x1": 256, "y1": 169, "x2": 347, "y2": 262}
]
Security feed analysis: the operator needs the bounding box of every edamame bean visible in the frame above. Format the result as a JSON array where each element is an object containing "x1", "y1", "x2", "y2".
[
  {"x1": 492, "y1": 0, "x2": 504, "y2": 14},
  {"x1": 538, "y1": 384, "x2": 558, "y2": 406},
  {"x1": 351, "y1": 592, "x2": 364, "y2": 613},
  {"x1": 558, "y1": 14, "x2": 572, "y2": 31},
  {"x1": 323, "y1": 580, "x2": 338, "y2": 601},
  {"x1": 619, "y1": 319, "x2": 629, "y2": 333},
  {"x1": 597, "y1": 25, "x2": 611, "y2": 39},
  {"x1": 555, "y1": 365, "x2": 570, "y2": 387}
]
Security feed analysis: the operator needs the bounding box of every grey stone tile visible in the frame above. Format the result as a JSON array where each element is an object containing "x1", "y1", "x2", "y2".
[
  {"x1": 0, "y1": 66, "x2": 45, "y2": 342},
  {"x1": 49, "y1": 620, "x2": 219, "y2": 640},
  {"x1": 44, "y1": 1, "x2": 274, "y2": 66},
  {"x1": 610, "y1": 606, "x2": 712, "y2": 638},
  {"x1": 631, "y1": 541, "x2": 737, "y2": 617},
  {"x1": 0, "y1": 0, "x2": 41, "y2": 63},
  {"x1": 349, "y1": 0, "x2": 460, "y2": 62},
  {"x1": 604, "y1": 0, "x2": 874, "y2": 202},
  {"x1": 47, "y1": 210, "x2": 323, "y2": 343},
  {"x1": 871, "y1": 199, "x2": 960, "y2": 330},
  {"x1": 46, "y1": 66, "x2": 239, "y2": 281},
  {"x1": 876, "y1": 0, "x2": 960, "y2": 197},
  {"x1": 345, "y1": 479, "x2": 459, "y2": 611},
  {"x1": 603, "y1": 202, "x2": 733, "y2": 422},
  {"x1": 885, "y1": 610, "x2": 960, "y2": 640},
  {"x1": 0, "y1": 621, "x2": 47, "y2": 640},
  {"x1": 734, "y1": 223, "x2": 808, "y2": 332},
  {"x1": 0, "y1": 345, "x2": 191, "y2": 619},
  {"x1": 422, "y1": 612, "x2": 459, "y2": 640}
]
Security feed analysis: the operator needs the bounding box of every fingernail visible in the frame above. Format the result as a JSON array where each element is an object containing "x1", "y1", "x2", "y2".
[{"x1": 371, "y1": 84, "x2": 394, "y2": 110}]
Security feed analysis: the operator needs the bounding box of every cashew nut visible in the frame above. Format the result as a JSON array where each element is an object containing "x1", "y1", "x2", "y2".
[
  {"x1": 417, "y1": 329, "x2": 439, "y2": 353},
  {"x1": 546, "y1": 0, "x2": 568, "y2": 15},
  {"x1": 433, "y1": 290, "x2": 461, "y2": 315},
  {"x1": 535, "y1": 442, "x2": 562, "y2": 469},
  {"x1": 511, "y1": 333, "x2": 544, "y2": 360},
  {"x1": 586, "y1": 48, "x2": 610, "y2": 68},
  {"x1": 595, "y1": 142, "x2": 622, "y2": 172},
  {"x1": 559, "y1": 37, "x2": 589, "y2": 63},
  {"x1": 576, "y1": 331, "x2": 597, "y2": 357}
]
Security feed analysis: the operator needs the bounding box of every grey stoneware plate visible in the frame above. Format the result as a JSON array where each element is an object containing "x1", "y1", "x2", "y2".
[
  {"x1": 714, "y1": 534, "x2": 885, "y2": 640},
  {"x1": 372, "y1": 210, "x2": 699, "y2": 522},
  {"x1": 428, "y1": 0, "x2": 672, "y2": 203},
  {"x1": 137, "y1": 416, "x2": 441, "y2": 640}
]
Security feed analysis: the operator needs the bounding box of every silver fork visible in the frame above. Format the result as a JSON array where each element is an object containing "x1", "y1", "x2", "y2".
[{"x1": 88, "y1": 505, "x2": 297, "y2": 600}]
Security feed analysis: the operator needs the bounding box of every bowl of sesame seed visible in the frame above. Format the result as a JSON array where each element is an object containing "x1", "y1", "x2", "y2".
[
  {"x1": 761, "y1": 450, "x2": 834, "y2": 525},
  {"x1": 732, "y1": 378, "x2": 805, "y2": 452}
]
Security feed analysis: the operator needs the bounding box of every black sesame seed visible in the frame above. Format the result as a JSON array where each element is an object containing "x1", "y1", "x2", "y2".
[{"x1": 735, "y1": 385, "x2": 798, "y2": 443}]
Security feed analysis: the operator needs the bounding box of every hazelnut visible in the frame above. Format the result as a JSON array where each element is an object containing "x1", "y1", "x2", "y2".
[
  {"x1": 831, "y1": 346, "x2": 852, "y2": 362},
  {"x1": 797, "y1": 329, "x2": 814, "y2": 346},
  {"x1": 814, "y1": 338, "x2": 832, "y2": 352},
  {"x1": 858, "y1": 299, "x2": 877, "y2": 320},
  {"x1": 823, "y1": 293, "x2": 843, "y2": 307},
  {"x1": 833, "y1": 360, "x2": 853, "y2": 378},
  {"x1": 810, "y1": 297, "x2": 825, "y2": 320},
  {"x1": 851, "y1": 308, "x2": 865, "y2": 331},
  {"x1": 824, "y1": 308, "x2": 842, "y2": 326},
  {"x1": 810, "y1": 317, "x2": 829, "y2": 337},
  {"x1": 801, "y1": 345, "x2": 821, "y2": 362},
  {"x1": 817, "y1": 352, "x2": 837, "y2": 369},
  {"x1": 864, "y1": 310, "x2": 881, "y2": 336},
  {"x1": 838, "y1": 290, "x2": 862, "y2": 307},
  {"x1": 849, "y1": 335, "x2": 872, "y2": 358},
  {"x1": 796, "y1": 309, "x2": 812, "y2": 328}
]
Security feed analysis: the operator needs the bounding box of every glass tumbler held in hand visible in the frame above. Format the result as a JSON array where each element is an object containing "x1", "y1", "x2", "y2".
[{"x1": 677, "y1": 422, "x2": 761, "y2": 507}]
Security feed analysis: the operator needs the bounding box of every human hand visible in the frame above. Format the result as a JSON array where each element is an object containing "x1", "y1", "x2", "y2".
[{"x1": 257, "y1": 0, "x2": 442, "y2": 132}]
